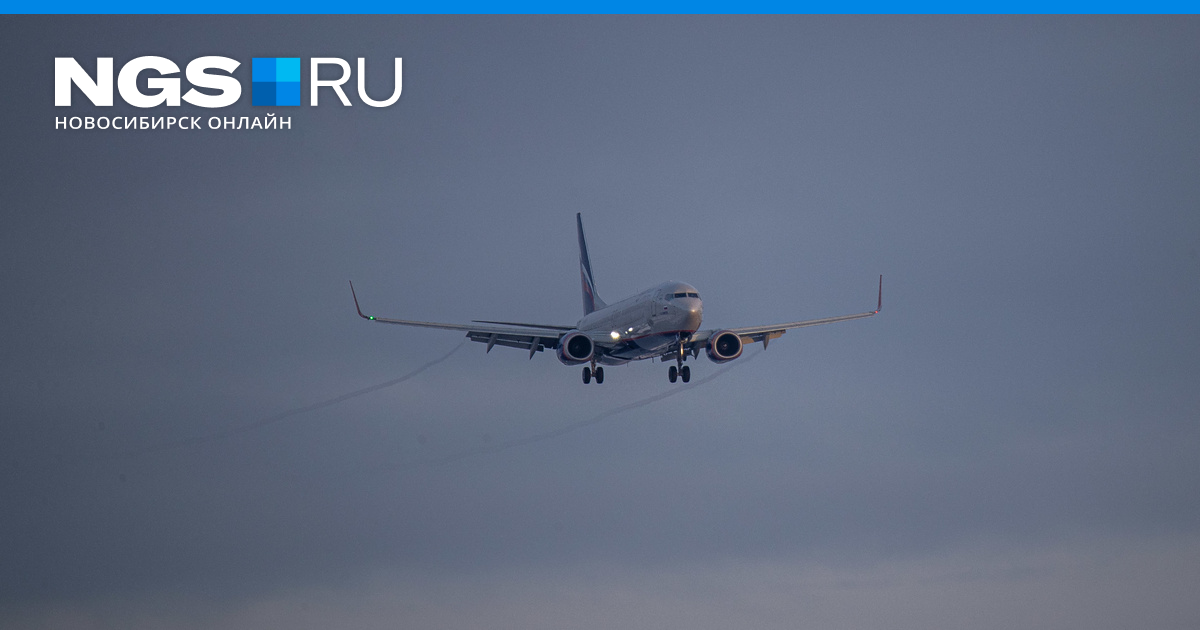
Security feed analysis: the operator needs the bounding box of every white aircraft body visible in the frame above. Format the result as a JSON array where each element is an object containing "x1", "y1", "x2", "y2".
[{"x1": 350, "y1": 214, "x2": 881, "y2": 384}]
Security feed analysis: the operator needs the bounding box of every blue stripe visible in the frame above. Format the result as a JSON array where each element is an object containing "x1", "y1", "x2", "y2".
[{"x1": 8, "y1": 1, "x2": 1199, "y2": 12}]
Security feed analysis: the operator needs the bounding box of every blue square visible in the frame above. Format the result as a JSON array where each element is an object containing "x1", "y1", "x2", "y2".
[
  {"x1": 251, "y1": 58, "x2": 301, "y2": 106},
  {"x1": 275, "y1": 81, "x2": 300, "y2": 106},
  {"x1": 252, "y1": 81, "x2": 276, "y2": 106},
  {"x1": 275, "y1": 58, "x2": 300, "y2": 82},
  {"x1": 252, "y1": 57, "x2": 276, "y2": 82}
]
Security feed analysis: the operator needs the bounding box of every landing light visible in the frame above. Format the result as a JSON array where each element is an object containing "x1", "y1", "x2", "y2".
[
  {"x1": 627, "y1": 327, "x2": 633, "y2": 332},
  {"x1": 610, "y1": 331, "x2": 620, "y2": 339}
]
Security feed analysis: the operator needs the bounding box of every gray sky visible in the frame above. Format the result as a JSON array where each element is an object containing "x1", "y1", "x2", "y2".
[{"x1": 2, "y1": 15, "x2": 1199, "y2": 630}]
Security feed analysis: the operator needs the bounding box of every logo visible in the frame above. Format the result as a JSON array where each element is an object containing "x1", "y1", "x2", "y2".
[
  {"x1": 55, "y1": 56, "x2": 403, "y2": 108},
  {"x1": 252, "y1": 58, "x2": 301, "y2": 106}
]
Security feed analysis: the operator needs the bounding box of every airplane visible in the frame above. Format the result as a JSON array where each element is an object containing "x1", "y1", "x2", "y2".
[{"x1": 350, "y1": 213, "x2": 881, "y2": 384}]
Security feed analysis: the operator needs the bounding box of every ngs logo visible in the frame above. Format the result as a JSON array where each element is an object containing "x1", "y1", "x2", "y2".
[{"x1": 55, "y1": 56, "x2": 403, "y2": 108}]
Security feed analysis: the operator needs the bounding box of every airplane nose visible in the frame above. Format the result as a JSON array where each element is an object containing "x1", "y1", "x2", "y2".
[{"x1": 686, "y1": 305, "x2": 702, "y2": 330}]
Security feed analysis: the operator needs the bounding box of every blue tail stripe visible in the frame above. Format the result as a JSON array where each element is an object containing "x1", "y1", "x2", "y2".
[{"x1": 577, "y1": 213, "x2": 602, "y2": 314}]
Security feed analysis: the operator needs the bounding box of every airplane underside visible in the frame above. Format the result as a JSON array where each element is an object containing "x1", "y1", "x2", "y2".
[
  {"x1": 595, "y1": 331, "x2": 687, "y2": 364},
  {"x1": 585, "y1": 330, "x2": 701, "y2": 383}
]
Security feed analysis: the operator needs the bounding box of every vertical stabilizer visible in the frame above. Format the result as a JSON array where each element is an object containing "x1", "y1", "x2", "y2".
[{"x1": 577, "y1": 213, "x2": 606, "y2": 315}]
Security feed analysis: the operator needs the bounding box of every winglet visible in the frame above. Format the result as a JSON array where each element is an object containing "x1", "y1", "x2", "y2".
[
  {"x1": 876, "y1": 275, "x2": 883, "y2": 313},
  {"x1": 349, "y1": 281, "x2": 373, "y2": 320}
]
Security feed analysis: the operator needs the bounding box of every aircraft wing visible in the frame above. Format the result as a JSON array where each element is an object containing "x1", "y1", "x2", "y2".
[
  {"x1": 350, "y1": 282, "x2": 570, "y2": 358},
  {"x1": 684, "y1": 275, "x2": 882, "y2": 353}
]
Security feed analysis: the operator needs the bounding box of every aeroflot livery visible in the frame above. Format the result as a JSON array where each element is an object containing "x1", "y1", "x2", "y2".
[{"x1": 350, "y1": 214, "x2": 881, "y2": 384}]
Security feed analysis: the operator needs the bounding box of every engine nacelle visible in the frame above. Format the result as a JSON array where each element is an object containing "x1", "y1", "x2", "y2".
[
  {"x1": 556, "y1": 331, "x2": 594, "y2": 365},
  {"x1": 706, "y1": 330, "x2": 744, "y2": 363}
]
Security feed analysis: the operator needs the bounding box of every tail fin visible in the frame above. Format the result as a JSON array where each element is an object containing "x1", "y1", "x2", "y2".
[{"x1": 577, "y1": 213, "x2": 606, "y2": 315}]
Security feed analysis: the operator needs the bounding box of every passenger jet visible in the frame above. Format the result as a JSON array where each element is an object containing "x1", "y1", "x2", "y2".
[{"x1": 350, "y1": 214, "x2": 881, "y2": 384}]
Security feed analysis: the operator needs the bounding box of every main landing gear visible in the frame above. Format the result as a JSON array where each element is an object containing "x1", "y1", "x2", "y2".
[
  {"x1": 582, "y1": 365, "x2": 604, "y2": 384},
  {"x1": 667, "y1": 364, "x2": 690, "y2": 384}
]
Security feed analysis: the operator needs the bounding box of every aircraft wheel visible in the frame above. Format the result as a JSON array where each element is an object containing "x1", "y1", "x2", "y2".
[
  {"x1": 668, "y1": 365, "x2": 678, "y2": 383},
  {"x1": 594, "y1": 367, "x2": 604, "y2": 384},
  {"x1": 680, "y1": 365, "x2": 691, "y2": 383},
  {"x1": 582, "y1": 366, "x2": 591, "y2": 384}
]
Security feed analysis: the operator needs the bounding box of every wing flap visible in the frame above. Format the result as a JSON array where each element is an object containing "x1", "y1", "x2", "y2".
[
  {"x1": 472, "y1": 319, "x2": 574, "y2": 331},
  {"x1": 465, "y1": 331, "x2": 552, "y2": 352}
]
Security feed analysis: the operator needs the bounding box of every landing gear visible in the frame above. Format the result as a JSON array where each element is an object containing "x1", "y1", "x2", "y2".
[
  {"x1": 583, "y1": 365, "x2": 605, "y2": 385},
  {"x1": 668, "y1": 364, "x2": 691, "y2": 383},
  {"x1": 667, "y1": 332, "x2": 693, "y2": 384}
]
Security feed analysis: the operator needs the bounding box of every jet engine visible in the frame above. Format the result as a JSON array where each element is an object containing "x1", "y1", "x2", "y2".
[
  {"x1": 705, "y1": 330, "x2": 744, "y2": 363},
  {"x1": 556, "y1": 331, "x2": 594, "y2": 365}
]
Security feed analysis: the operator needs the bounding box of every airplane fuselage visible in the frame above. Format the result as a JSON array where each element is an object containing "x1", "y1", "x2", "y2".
[{"x1": 575, "y1": 281, "x2": 703, "y2": 364}]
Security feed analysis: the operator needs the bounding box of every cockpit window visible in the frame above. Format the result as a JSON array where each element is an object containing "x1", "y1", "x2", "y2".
[
  {"x1": 687, "y1": 292, "x2": 699, "y2": 298},
  {"x1": 667, "y1": 292, "x2": 700, "y2": 299}
]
